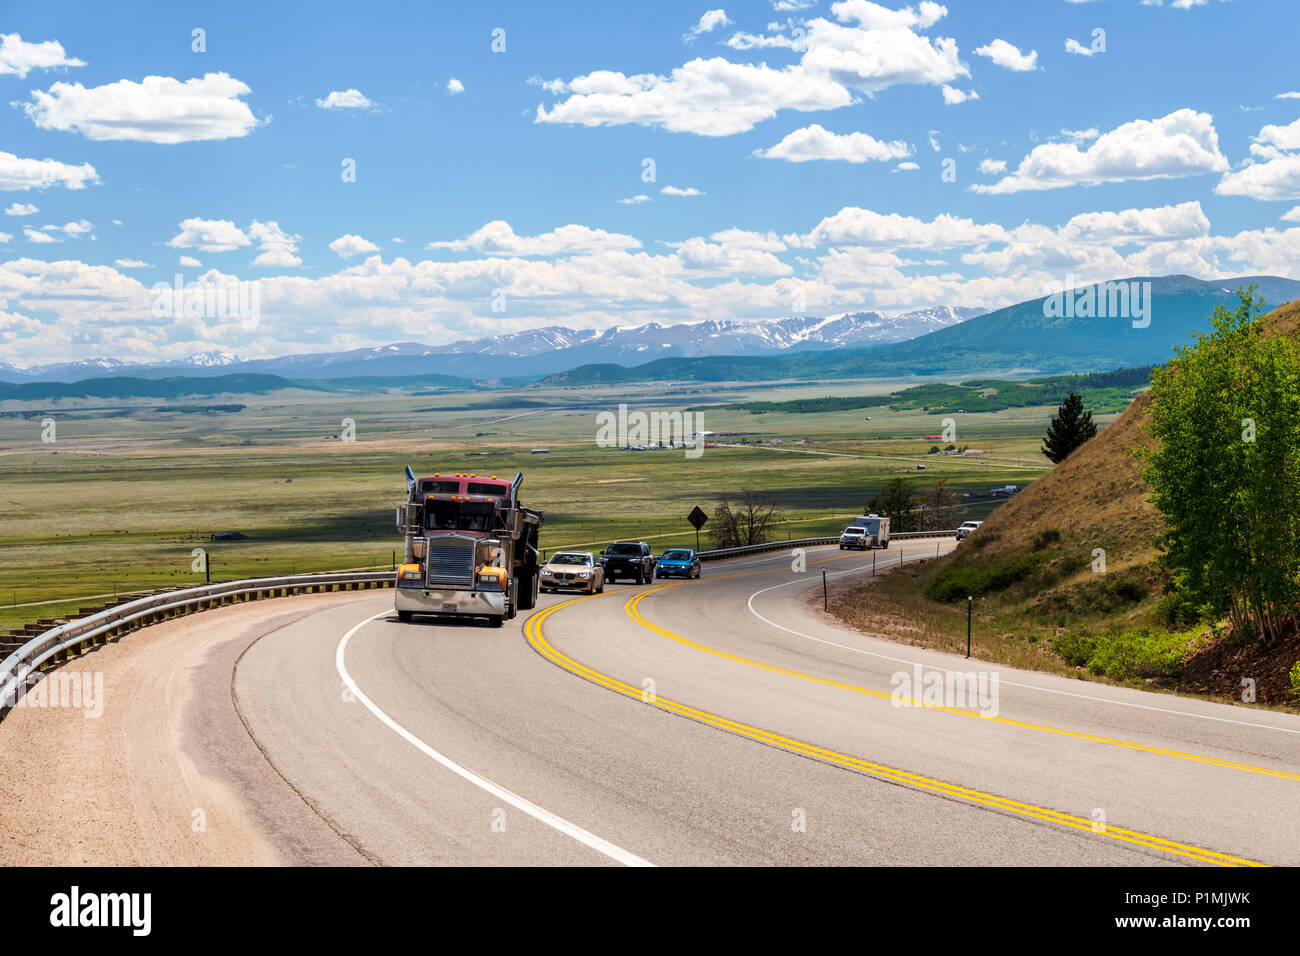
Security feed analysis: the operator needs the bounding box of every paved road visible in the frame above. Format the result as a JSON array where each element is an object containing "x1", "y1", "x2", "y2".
[{"x1": 4, "y1": 540, "x2": 1296, "y2": 865}]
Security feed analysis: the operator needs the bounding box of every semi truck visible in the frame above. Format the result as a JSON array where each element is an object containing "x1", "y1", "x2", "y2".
[{"x1": 394, "y1": 468, "x2": 542, "y2": 627}]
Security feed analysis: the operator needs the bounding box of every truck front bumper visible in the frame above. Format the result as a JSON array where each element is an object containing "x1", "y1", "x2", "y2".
[{"x1": 395, "y1": 587, "x2": 506, "y2": 617}]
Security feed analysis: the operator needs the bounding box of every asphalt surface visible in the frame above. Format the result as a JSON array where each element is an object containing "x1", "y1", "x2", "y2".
[{"x1": 4, "y1": 540, "x2": 1297, "y2": 865}]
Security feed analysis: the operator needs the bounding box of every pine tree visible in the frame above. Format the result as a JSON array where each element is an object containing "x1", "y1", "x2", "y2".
[
  {"x1": 867, "y1": 477, "x2": 918, "y2": 531},
  {"x1": 1042, "y1": 392, "x2": 1097, "y2": 464}
]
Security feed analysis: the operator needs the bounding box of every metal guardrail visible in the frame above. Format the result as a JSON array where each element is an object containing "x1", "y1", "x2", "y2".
[
  {"x1": 696, "y1": 529, "x2": 956, "y2": 562},
  {"x1": 0, "y1": 571, "x2": 393, "y2": 715}
]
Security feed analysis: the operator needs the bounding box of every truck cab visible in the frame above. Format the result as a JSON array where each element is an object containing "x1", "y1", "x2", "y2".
[{"x1": 395, "y1": 471, "x2": 542, "y2": 627}]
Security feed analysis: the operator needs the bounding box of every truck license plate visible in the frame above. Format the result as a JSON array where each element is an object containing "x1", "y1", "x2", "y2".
[{"x1": 441, "y1": 603, "x2": 457, "y2": 611}]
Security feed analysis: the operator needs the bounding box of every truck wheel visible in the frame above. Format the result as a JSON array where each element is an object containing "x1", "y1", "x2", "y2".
[
  {"x1": 489, "y1": 615, "x2": 504, "y2": 628},
  {"x1": 635, "y1": 569, "x2": 644, "y2": 585},
  {"x1": 398, "y1": 610, "x2": 413, "y2": 623},
  {"x1": 517, "y1": 571, "x2": 538, "y2": 611}
]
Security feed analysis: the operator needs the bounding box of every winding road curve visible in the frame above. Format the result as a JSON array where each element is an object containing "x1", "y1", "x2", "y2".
[{"x1": 2, "y1": 540, "x2": 1296, "y2": 866}]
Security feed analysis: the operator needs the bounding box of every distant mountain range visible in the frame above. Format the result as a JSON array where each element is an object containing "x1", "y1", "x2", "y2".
[
  {"x1": 541, "y1": 275, "x2": 1300, "y2": 385},
  {"x1": 0, "y1": 306, "x2": 984, "y2": 384},
  {"x1": 6, "y1": 276, "x2": 1299, "y2": 400}
]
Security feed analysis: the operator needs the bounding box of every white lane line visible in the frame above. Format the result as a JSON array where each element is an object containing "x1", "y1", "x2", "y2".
[
  {"x1": 746, "y1": 549, "x2": 1300, "y2": 737},
  {"x1": 336, "y1": 610, "x2": 655, "y2": 867}
]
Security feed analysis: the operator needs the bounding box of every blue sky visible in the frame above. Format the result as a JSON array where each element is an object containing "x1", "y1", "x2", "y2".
[{"x1": 2, "y1": 0, "x2": 1299, "y2": 366}]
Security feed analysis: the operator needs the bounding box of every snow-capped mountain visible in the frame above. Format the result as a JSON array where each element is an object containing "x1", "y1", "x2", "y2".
[
  {"x1": 0, "y1": 308, "x2": 983, "y2": 383},
  {"x1": 1, "y1": 351, "x2": 245, "y2": 382}
]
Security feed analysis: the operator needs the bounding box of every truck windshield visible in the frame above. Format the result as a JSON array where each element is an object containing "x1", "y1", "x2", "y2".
[
  {"x1": 607, "y1": 544, "x2": 640, "y2": 555},
  {"x1": 419, "y1": 479, "x2": 461, "y2": 494},
  {"x1": 425, "y1": 499, "x2": 494, "y2": 531},
  {"x1": 662, "y1": 550, "x2": 691, "y2": 560}
]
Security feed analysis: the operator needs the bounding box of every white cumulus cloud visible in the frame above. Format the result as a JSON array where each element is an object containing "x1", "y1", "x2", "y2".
[
  {"x1": 536, "y1": 3, "x2": 964, "y2": 136},
  {"x1": 0, "y1": 151, "x2": 98, "y2": 191},
  {"x1": 168, "y1": 218, "x2": 250, "y2": 252},
  {"x1": 330, "y1": 234, "x2": 381, "y2": 257},
  {"x1": 686, "y1": 9, "x2": 732, "y2": 42},
  {"x1": 316, "y1": 88, "x2": 374, "y2": 110},
  {"x1": 248, "y1": 220, "x2": 302, "y2": 267},
  {"x1": 0, "y1": 33, "x2": 84, "y2": 78},
  {"x1": 975, "y1": 108, "x2": 1228, "y2": 194},
  {"x1": 941, "y1": 85, "x2": 978, "y2": 104},
  {"x1": 755, "y1": 123, "x2": 911, "y2": 162},
  {"x1": 973, "y1": 39, "x2": 1038, "y2": 71},
  {"x1": 788, "y1": 207, "x2": 1008, "y2": 249},
  {"x1": 427, "y1": 221, "x2": 642, "y2": 256},
  {"x1": 24, "y1": 72, "x2": 259, "y2": 143}
]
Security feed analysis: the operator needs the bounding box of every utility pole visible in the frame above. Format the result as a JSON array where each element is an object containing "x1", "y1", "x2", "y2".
[{"x1": 822, "y1": 569, "x2": 828, "y2": 610}]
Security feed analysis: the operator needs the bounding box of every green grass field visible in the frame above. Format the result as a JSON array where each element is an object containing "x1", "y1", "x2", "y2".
[{"x1": 0, "y1": 377, "x2": 1125, "y2": 633}]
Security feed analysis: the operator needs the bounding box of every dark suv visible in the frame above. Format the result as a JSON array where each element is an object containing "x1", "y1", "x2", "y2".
[{"x1": 600, "y1": 541, "x2": 656, "y2": 584}]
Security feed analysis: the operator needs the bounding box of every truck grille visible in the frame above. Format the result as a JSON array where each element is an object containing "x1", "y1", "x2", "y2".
[{"x1": 425, "y1": 539, "x2": 476, "y2": 587}]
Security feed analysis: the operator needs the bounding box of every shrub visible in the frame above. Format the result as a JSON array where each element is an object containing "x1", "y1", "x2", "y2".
[
  {"x1": 1290, "y1": 661, "x2": 1300, "y2": 700},
  {"x1": 924, "y1": 554, "x2": 1040, "y2": 602},
  {"x1": 1032, "y1": 528, "x2": 1062, "y2": 550},
  {"x1": 1053, "y1": 629, "x2": 1097, "y2": 667},
  {"x1": 1155, "y1": 591, "x2": 1201, "y2": 628},
  {"x1": 1105, "y1": 575, "x2": 1148, "y2": 604},
  {"x1": 1058, "y1": 551, "x2": 1090, "y2": 576},
  {"x1": 1053, "y1": 627, "x2": 1189, "y2": 680}
]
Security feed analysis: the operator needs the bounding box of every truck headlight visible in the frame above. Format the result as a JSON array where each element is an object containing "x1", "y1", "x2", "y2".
[
  {"x1": 578, "y1": 572, "x2": 591, "y2": 579},
  {"x1": 476, "y1": 568, "x2": 506, "y2": 591}
]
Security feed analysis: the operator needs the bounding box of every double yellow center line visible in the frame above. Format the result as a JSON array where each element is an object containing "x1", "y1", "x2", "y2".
[{"x1": 525, "y1": 547, "x2": 1268, "y2": 866}]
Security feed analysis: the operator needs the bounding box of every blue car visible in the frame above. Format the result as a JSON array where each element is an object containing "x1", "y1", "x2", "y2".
[{"x1": 655, "y1": 548, "x2": 701, "y2": 579}]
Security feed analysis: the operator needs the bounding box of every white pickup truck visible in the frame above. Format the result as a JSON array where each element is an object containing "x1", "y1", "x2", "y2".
[
  {"x1": 955, "y1": 520, "x2": 983, "y2": 541},
  {"x1": 839, "y1": 526, "x2": 870, "y2": 550}
]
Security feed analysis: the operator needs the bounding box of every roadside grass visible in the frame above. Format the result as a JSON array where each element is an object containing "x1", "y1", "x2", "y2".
[{"x1": 824, "y1": 559, "x2": 1075, "y2": 675}]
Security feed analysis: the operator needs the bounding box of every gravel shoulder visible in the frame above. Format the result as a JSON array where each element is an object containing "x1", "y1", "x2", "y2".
[{"x1": 0, "y1": 593, "x2": 371, "y2": 866}]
